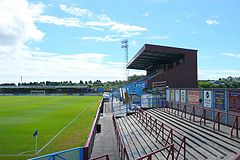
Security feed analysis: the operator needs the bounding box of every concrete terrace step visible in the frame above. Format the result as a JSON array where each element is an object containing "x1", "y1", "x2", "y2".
[
  {"x1": 130, "y1": 113, "x2": 195, "y2": 160},
  {"x1": 127, "y1": 115, "x2": 170, "y2": 160},
  {"x1": 146, "y1": 108, "x2": 240, "y2": 160},
  {"x1": 116, "y1": 115, "x2": 171, "y2": 160},
  {"x1": 116, "y1": 114, "x2": 190, "y2": 160}
]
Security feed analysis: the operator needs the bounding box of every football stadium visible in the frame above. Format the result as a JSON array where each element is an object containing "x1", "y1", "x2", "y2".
[
  {"x1": 1, "y1": 1, "x2": 240, "y2": 160},
  {"x1": 0, "y1": 44, "x2": 240, "y2": 160}
]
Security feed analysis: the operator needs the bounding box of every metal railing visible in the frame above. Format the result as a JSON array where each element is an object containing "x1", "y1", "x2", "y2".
[
  {"x1": 90, "y1": 154, "x2": 110, "y2": 160},
  {"x1": 165, "y1": 101, "x2": 239, "y2": 138},
  {"x1": 134, "y1": 108, "x2": 187, "y2": 160},
  {"x1": 84, "y1": 100, "x2": 104, "y2": 160},
  {"x1": 137, "y1": 144, "x2": 174, "y2": 160},
  {"x1": 234, "y1": 152, "x2": 240, "y2": 160},
  {"x1": 112, "y1": 115, "x2": 130, "y2": 160}
]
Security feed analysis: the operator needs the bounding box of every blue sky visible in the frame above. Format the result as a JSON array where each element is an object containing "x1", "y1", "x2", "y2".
[{"x1": 0, "y1": 0, "x2": 240, "y2": 83}]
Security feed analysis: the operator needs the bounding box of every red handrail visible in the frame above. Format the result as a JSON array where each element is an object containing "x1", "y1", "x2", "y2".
[
  {"x1": 136, "y1": 144, "x2": 174, "y2": 160},
  {"x1": 189, "y1": 106, "x2": 195, "y2": 122},
  {"x1": 91, "y1": 154, "x2": 110, "y2": 160},
  {"x1": 233, "y1": 152, "x2": 240, "y2": 160},
  {"x1": 231, "y1": 116, "x2": 239, "y2": 138},
  {"x1": 165, "y1": 102, "x2": 240, "y2": 138},
  {"x1": 134, "y1": 108, "x2": 187, "y2": 160},
  {"x1": 112, "y1": 115, "x2": 130, "y2": 160},
  {"x1": 200, "y1": 109, "x2": 206, "y2": 125},
  {"x1": 213, "y1": 112, "x2": 220, "y2": 131}
]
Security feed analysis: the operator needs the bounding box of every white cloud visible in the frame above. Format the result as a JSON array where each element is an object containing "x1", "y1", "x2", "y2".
[
  {"x1": 0, "y1": 50, "x2": 128, "y2": 83},
  {"x1": 222, "y1": 52, "x2": 240, "y2": 58},
  {"x1": 35, "y1": 15, "x2": 83, "y2": 27},
  {"x1": 0, "y1": 1, "x2": 132, "y2": 83},
  {"x1": 190, "y1": 31, "x2": 197, "y2": 34},
  {"x1": 131, "y1": 40, "x2": 137, "y2": 47},
  {"x1": 175, "y1": 20, "x2": 181, "y2": 23},
  {"x1": 199, "y1": 69, "x2": 240, "y2": 80},
  {"x1": 143, "y1": 12, "x2": 150, "y2": 17},
  {"x1": 81, "y1": 34, "x2": 142, "y2": 42},
  {"x1": 147, "y1": 36, "x2": 170, "y2": 40},
  {"x1": 31, "y1": 4, "x2": 148, "y2": 36},
  {"x1": 34, "y1": 47, "x2": 40, "y2": 51},
  {"x1": 206, "y1": 19, "x2": 220, "y2": 25},
  {"x1": 59, "y1": 4, "x2": 93, "y2": 18},
  {"x1": 0, "y1": 0, "x2": 45, "y2": 53},
  {"x1": 81, "y1": 35, "x2": 121, "y2": 42},
  {"x1": 56, "y1": 4, "x2": 148, "y2": 35}
]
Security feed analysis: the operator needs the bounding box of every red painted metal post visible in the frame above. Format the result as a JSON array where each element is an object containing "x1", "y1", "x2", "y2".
[
  {"x1": 200, "y1": 109, "x2": 206, "y2": 125},
  {"x1": 193, "y1": 107, "x2": 195, "y2": 122},
  {"x1": 185, "y1": 105, "x2": 187, "y2": 118},
  {"x1": 155, "y1": 119, "x2": 157, "y2": 135},
  {"x1": 213, "y1": 112, "x2": 220, "y2": 131},
  {"x1": 189, "y1": 106, "x2": 195, "y2": 122},
  {"x1": 204, "y1": 109, "x2": 206, "y2": 125},
  {"x1": 218, "y1": 112, "x2": 220, "y2": 131},
  {"x1": 145, "y1": 114, "x2": 148, "y2": 129},
  {"x1": 171, "y1": 144, "x2": 174, "y2": 160},
  {"x1": 162, "y1": 123, "x2": 164, "y2": 141},
  {"x1": 177, "y1": 104, "x2": 180, "y2": 116},
  {"x1": 232, "y1": 116, "x2": 239, "y2": 138},
  {"x1": 237, "y1": 116, "x2": 239, "y2": 138},
  {"x1": 184, "y1": 137, "x2": 186, "y2": 160}
]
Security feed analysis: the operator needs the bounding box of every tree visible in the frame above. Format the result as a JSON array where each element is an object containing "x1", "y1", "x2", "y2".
[{"x1": 79, "y1": 80, "x2": 84, "y2": 85}]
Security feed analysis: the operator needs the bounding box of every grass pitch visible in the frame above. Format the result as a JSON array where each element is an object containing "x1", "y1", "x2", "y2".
[{"x1": 0, "y1": 96, "x2": 101, "y2": 159}]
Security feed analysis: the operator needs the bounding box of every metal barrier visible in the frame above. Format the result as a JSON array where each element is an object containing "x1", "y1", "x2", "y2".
[
  {"x1": 84, "y1": 99, "x2": 104, "y2": 160},
  {"x1": 234, "y1": 152, "x2": 240, "y2": 160},
  {"x1": 137, "y1": 144, "x2": 174, "y2": 160},
  {"x1": 90, "y1": 154, "x2": 109, "y2": 160},
  {"x1": 134, "y1": 109, "x2": 187, "y2": 160},
  {"x1": 29, "y1": 147, "x2": 84, "y2": 160},
  {"x1": 112, "y1": 115, "x2": 130, "y2": 160},
  {"x1": 165, "y1": 101, "x2": 239, "y2": 138}
]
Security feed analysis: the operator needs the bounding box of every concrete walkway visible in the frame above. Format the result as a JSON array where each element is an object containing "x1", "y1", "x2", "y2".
[{"x1": 90, "y1": 101, "x2": 120, "y2": 160}]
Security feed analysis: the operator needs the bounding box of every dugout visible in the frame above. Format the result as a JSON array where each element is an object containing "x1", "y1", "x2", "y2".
[{"x1": 127, "y1": 44, "x2": 198, "y2": 88}]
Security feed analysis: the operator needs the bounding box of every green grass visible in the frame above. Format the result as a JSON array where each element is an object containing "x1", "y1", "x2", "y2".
[{"x1": 0, "y1": 96, "x2": 101, "y2": 160}]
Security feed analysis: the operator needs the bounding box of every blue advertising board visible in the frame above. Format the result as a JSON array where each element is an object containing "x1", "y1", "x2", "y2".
[
  {"x1": 214, "y1": 90, "x2": 225, "y2": 110},
  {"x1": 126, "y1": 81, "x2": 146, "y2": 96},
  {"x1": 97, "y1": 88, "x2": 104, "y2": 92}
]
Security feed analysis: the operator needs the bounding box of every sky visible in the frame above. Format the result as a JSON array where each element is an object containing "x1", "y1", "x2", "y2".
[{"x1": 0, "y1": 0, "x2": 240, "y2": 83}]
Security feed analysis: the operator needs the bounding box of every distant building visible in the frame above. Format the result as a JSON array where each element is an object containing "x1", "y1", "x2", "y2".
[{"x1": 127, "y1": 44, "x2": 198, "y2": 88}]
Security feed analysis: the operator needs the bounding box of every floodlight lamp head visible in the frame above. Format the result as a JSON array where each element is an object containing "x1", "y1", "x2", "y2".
[{"x1": 121, "y1": 39, "x2": 128, "y2": 44}]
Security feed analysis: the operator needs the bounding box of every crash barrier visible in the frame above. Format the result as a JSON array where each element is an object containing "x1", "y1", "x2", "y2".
[
  {"x1": 137, "y1": 144, "x2": 175, "y2": 160},
  {"x1": 112, "y1": 115, "x2": 130, "y2": 160},
  {"x1": 90, "y1": 154, "x2": 110, "y2": 160},
  {"x1": 164, "y1": 101, "x2": 239, "y2": 138},
  {"x1": 234, "y1": 152, "x2": 240, "y2": 160},
  {"x1": 134, "y1": 108, "x2": 187, "y2": 160}
]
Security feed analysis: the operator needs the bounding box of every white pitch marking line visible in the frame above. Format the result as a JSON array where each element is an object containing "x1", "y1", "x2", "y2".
[{"x1": 36, "y1": 101, "x2": 96, "y2": 155}]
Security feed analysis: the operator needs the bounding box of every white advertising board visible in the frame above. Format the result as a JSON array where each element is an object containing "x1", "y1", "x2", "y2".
[
  {"x1": 180, "y1": 90, "x2": 186, "y2": 103},
  {"x1": 175, "y1": 90, "x2": 180, "y2": 102},
  {"x1": 204, "y1": 91, "x2": 212, "y2": 108}
]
